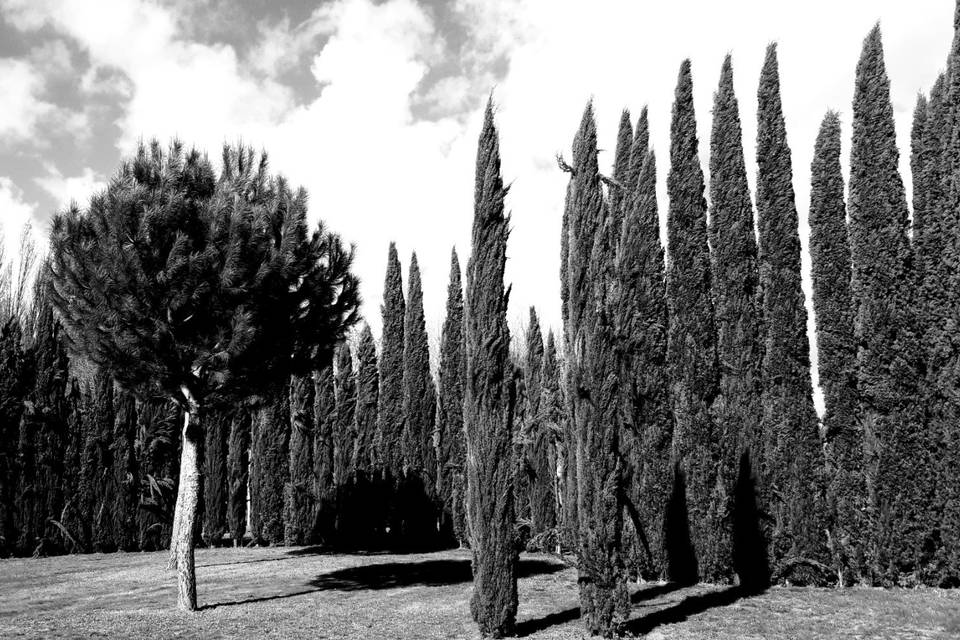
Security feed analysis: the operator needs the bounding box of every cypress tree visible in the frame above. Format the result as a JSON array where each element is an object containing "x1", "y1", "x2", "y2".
[
  {"x1": 250, "y1": 386, "x2": 289, "y2": 545},
  {"x1": 581, "y1": 165, "x2": 629, "y2": 635},
  {"x1": 848, "y1": 26, "x2": 928, "y2": 584},
  {"x1": 524, "y1": 308, "x2": 556, "y2": 537},
  {"x1": 401, "y1": 253, "x2": 437, "y2": 490},
  {"x1": 334, "y1": 344, "x2": 357, "y2": 488},
  {"x1": 931, "y1": 4, "x2": 960, "y2": 585},
  {"x1": 201, "y1": 407, "x2": 229, "y2": 547},
  {"x1": 136, "y1": 399, "x2": 181, "y2": 551},
  {"x1": 809, "y1": 111, "x2": 863, "y2": 584},
  {"x1": 401, "y1": 254, "x2": 438, "y2": 545},
  {"x1": 558, "y1": 178, "x2": 578, "y2": 550},
  {"x1": 618, "y1": 148, "x2": 673, "y2": 581},
  {"x1": 378, "y1": 243, "x2": 405, "y2": 483},
  {"x1": 88, "y1": 371, "x2": 117, "y2": 552},
  {"x1": 112, "y1": 390, "x2": 140, "y2": 551},
  {"x1": 59, "y1": 380, "x2": 84, "y2": 552},
  {"x1": 313, "y1": 360, "x2": 336, "y2": 543},
  {"x1": 285, "y1": 375, "x2": 315, "y2": 545},
  {"x1": 226, "y1": 409, "x2": 251, "y2": 546},
  {"x1": 665, "y1": 59, "x2": 719, "y2": 584},
  {"x1": 465, "y1": 98, "x2": 517, "y2": 638},
  {"x1": 353, "y1": 324, "x2": 379, "y2": 478},
  {"x1": 352, "y1": 324, "x2": 380, "y2": 547},
  {"x1": 0, "y1": 318, "x2": 29, "y2": 556},
  {"x1": 540, "y1": 331, "x2": 563, "y2": 544},
  {"x1": 609, "y1": 109, "x2": 634, "y2": 236},
  {"x1": 707, "y1": 55, "x2": 766, "y2": 586},
  {"x1": 756, "y1": 44, "x2": 825, "y2": 572},
  {"x1": 627, "y1": 107, "x2": 650, "y2": 200},
  {"x1": 15, "y1": 294, "x2": 69, "y2": 556},
  {"x1": 437, "y1": 250, "x2": 466, "y2": 546}
]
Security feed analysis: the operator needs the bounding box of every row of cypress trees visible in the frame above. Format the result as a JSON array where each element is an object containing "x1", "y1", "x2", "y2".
[{"x1": 537, "y1": 9, "x2": 960, "y2": 637}]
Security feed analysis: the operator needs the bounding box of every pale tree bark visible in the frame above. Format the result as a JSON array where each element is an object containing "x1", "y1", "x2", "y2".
[{"x1": 167, "y1": 387, "x2": 203, "y2": 611}]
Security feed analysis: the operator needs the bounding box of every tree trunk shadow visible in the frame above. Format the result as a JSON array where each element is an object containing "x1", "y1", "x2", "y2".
[
  {"x1": 513, "y1": 582, "x2": 685, "y2": 637},
  {"x1": 620, "y1": 584, "x2": 763, "y2": 636}
]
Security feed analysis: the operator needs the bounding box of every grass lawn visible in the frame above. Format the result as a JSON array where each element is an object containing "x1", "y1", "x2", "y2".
[{"x1": 1, "y1": 546, "x2": 958, "y2": 638}]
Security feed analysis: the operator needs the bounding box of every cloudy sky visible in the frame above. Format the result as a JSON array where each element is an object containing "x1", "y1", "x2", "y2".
[{"x1": 0, "y1": 0, "x2": 954, "y2": 403}]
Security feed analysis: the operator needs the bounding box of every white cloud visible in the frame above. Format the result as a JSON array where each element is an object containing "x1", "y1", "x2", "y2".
[
  {"x1": 0, "y1": 58, "x2": 54, "y2": 141},
  {"x1": 0, "y1": 178, "x2": 39, "y2": 257},
  {"x1": 35, "y1": 165, "x2": 106, "y2": 210}
]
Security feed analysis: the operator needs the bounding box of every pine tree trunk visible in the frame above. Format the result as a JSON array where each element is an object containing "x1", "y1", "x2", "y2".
[{"x1": 170, "y1": 389, "x2": 202, "y2": 611}]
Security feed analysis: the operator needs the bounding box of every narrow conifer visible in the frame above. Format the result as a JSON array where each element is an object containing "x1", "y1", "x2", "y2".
[
  {"x1": 313, "y1": 360, "x2": 336, "y2": 542},
  {"x1": 250, "y1": 387, "x2": 289, "y2": 545},
  {"x1": 756, "y1": 44, "x2": 826, "y2": 572},
  {"x1": 524, "y1": 308, "x2": 555, "y2": 536},
  {"x1": 285, "y1": 375, "x2": 315, "y2": 545},
  {"x1": 848, "y1": 26, "x2": 929, "y2": 584},
  {"x1": 353, "y1": 324, "x2": 379, "y2": 477},
  {"x1": 437, "y1": 250, "x2": 466, "y2": 545},
  {"x1": 665, "y1": 60, "x2": 719, "y2": 584},
  {"x1": 618, "y1": 148, "x2": 673, "y2": 581},
  {"x1": 707, "y1": 55, "x2": 766, "y2": 586},
  {"x1": 810, "y1": 111, "x2": 863, "y2": 584},
  {"x1": 465, "y1": 98, "x2": 517, "y2": 638},
  {"x1": 378, "y1": 244, "x2": 406, "y2": 482},
  {"x1": 226, "y1": 409, "x2": 251, "y2": 545},
  {"x1": 928, "y1": 5, "x2": 960, "y2": 582}
]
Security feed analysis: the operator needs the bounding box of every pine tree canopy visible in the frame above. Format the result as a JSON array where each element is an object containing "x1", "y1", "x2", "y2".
[{"x1": 48, "y1": 140, "x2": 361, "y2": 409}]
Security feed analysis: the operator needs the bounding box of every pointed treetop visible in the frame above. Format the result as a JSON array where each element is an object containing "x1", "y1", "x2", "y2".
[
  {"x1": 629, "y1": 106, "x2": 650, "y2": 189},
  {"x1": 610, "y1": 108, "x2": 635, "y2": 232}
]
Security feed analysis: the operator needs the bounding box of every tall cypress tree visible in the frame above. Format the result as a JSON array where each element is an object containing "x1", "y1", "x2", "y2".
[
  {"x1": 437, "y1": 249, "x2": 466, "y2": 546},
  {"x1": 558, "y1": 177, "x2": 578, "y2": 550},
  {"x1": 401, "y1": 253, "x2": 438, "y2": 545},
  {"x1": 465, "y1": 98, "x2": 517, "y2": 639},
  {"x1": 0, "y1": 318, "x2": 29, "y2": 556},
  {"x1": 112, "y1": 390, "x2": 140, "y2": 551},
  {"x1": 87, "y1": 371, "x2": 116, "y2": 552},
  {"x1": 618, "y1": 148, "x2": 673, "y2": 581},
  {"x1": 352, "y1": 324, "x2": 381, "y2": 547},
  {"x1": 540, "y1": 331, "x2": 563, "y2": 546},
  {"x1": 581, "y1": 155, "x2": 629, "y2": 634},
  {"x1": 848, "y1": 26, "x2": 928, "y2": 584},
  {"x1": 810, "y1": 111, "x2": 863, "y2": 584},
  {"x1": 334, "y1": 344, "x2": 357, "y2": 489},
  {"x1": 353, "y1": 324, "x2": 379, "y2": 478},
  {"x1": 226, "y1": 409, "x2": 251, "y2": 546},
  {"x1": 313, "y1": 360, "x2": 336, "y2": 542},
  {"x1": 665, "y1": 59, "x2": 719, "y2": 584},
  {"x1": 378, "y1": 243, "x2": 405, "y2": 484},
  {"x1": 707, "y1": 54, "x2": 766, "y2": 586},
  {"x1": 609, "y1": 109, "x2": 634, "y2": 237},
  {"x1": 250, "y1": 386, "x2": 289, "y2": 545},
  {"x1": 285, "y1": 375, "x2": 315, "y2": 545},
  {"x1": 201, "y1": 407, "x2": 229, "y2": 547},
  {"x1": 401, "y1": 254, "x2": 436, "y2": 490},
  {"x1": 60, "y1": 380, "x2": 84, "y2": 552},
  {"x1": 524, "y1": 308, "x2": 555, "y2": 536},
  {"x1": 756, "y1": 44, "x2": 825, "y2": 572},
  {"x1": 932, "y1": 4, "x2": 960, "y2": 584}
]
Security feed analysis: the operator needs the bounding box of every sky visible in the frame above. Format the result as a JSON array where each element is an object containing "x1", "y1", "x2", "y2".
[{"x1": 0, "y1": 0, "x2": 955, "y2": 410}]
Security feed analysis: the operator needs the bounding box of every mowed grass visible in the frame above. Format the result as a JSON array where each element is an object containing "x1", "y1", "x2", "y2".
[{"x1": 1, "y1": 546, "x2": 958, "y2": 639}]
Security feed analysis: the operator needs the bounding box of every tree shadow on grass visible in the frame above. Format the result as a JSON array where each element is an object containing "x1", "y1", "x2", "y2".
[
  {"x1": 200, "y1": 558, "x2": 564, "y2": 610},
  {"x1": 513, "y1": 582, "x2": 685, "y2": 637},
  {"x1": 308, "y1": 558, "x2": 563, "y2": 591},
  {"x1": 620, "y1": 584, "x2": 763, "y2": 636}
]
